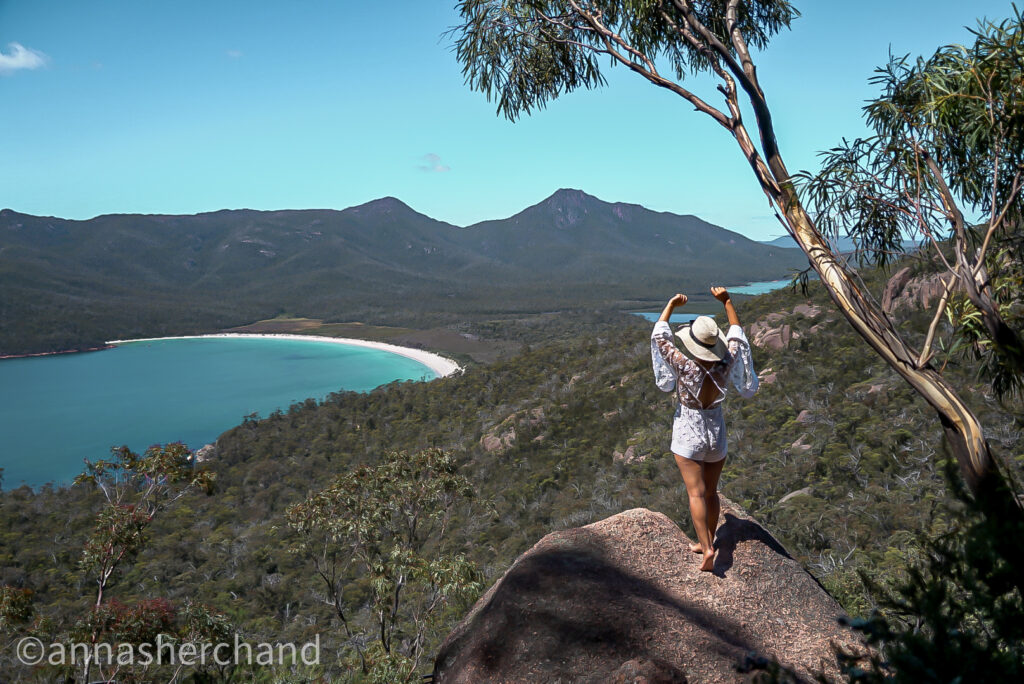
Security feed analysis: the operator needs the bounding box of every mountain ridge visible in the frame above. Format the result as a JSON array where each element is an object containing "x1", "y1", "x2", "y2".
[
  {"x1": 0, "y1": 188, "x2": 740, "y2": 231},
  {"x1": 0, "y1": 190, "x2": 806, "y2": 355}
]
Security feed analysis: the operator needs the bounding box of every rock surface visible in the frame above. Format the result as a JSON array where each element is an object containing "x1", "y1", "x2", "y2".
[
  {"x1": 748, "y1": 301, "x2": 830, "y2": 351},
  {"x1": 881, "y1": 267, "x2": 914, "y2": 313},
  {"x1": 480, "y1": 407, "x2": 546, "y2": 453},
  {"x1": 792, "y1": 303, "x2": 822, "y2": 318},
  {"x1": 434, "y1": 501, "x2": 863, "y2": 683},
  {"x1": 194, "y1": 443, "x2": 217, "y2": 463},
  {"x1": 612, "y1": 445, "x2": 651, "y2": 465},
  {"x1": 882, "y1": 266, "x2": 955, "y2": 313},
  {"x1": 749, "y1": 322, "x2": 792, "y2": 350}
]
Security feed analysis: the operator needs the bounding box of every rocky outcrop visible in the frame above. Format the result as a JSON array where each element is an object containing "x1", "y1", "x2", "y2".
[
  {"x1": 748, "y1": 301, "x2": 826, "y2": 351},
  {"x1": 612, "y1": 445, "x2": 644, "y2": 464},
  {"x1": 194, "y1": 443, "x2": 217, "y2": 463},
  {"x1": 793, "y1": 303, "x2": 822, "y2": 318},
  {"x1": 480, "y1": 407, "x2": 546, "y2": 454},
  {"x1": 434, "y1": 500, "x2": 864, "y2": 683},
  {"x1": 749, "y1": 322, "x2": 793, "y2": 351},
  {"x1": 790, "y1": 434, "x2": 813, "y2": 453},
  {"x1": 881, "y1": 267, "x2": 914, "y2": 312},
  {"x1": 480, "y1": 429, "x2": 516, "y2": 453},
  {"x1": 882, "y1": 266, "x2": 955, "y2": 313}
]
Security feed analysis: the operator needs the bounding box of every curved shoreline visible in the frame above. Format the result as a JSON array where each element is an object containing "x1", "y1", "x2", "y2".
[
  {"x1": 105, "y1": 333, "x2": 463, "y2": 378},
  {"x1": 0, "y1": 344, "x2": 116, "y2": 361}
]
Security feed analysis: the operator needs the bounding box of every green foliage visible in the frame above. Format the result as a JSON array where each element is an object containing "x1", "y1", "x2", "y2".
[
  {"x1": 452, "y1": 0, "x2": 798, "y2": 120},
  {"x1": 75, "y1": 443, "x2": 215, "y2": 602},
  {"x1": 836, "y1": 468, "x2": 1024, "y2": 682},
  {"x1": 946, "y1": 240, "x2": 1024, "y2": 397},
  {"x1": 11, "y1": 444, "x2": 224, "y2": 682},
  {"x1": 799, "y1": 9, "x2": 1024, "y2": 396},
  {"x1": 286, "y1": 448, "x2": 482, "y2": 681},
  {"x1": 0, "y1": 586, "x2": 33, "y2": 631}
]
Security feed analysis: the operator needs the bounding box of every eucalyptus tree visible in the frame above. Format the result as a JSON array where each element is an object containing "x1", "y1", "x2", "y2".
[
  {"x1": 74, "y1": 443, "x2": 216, "y2": 683},
  {"x1": 286, "y1": 448, "x2": 480, "y2": 681},
  {"x1": 803, "y1": 16, "x2": 1024, "y2": 397},
  {"x1": 452, "y1": 1, "x2": 1022, "y2": 510}
]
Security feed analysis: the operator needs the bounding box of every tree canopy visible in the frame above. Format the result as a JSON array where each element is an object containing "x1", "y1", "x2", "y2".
[
  {"x1": 802, "y1": 11, "x2": 1024, "y2": 397},
  {"x1": 454, "y1": 0, "x2": 797, "y2": 121}
]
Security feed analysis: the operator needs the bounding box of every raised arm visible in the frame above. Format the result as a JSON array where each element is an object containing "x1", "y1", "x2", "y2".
[
  {"x1": 711, "y1": 286, "x2": 740, "y2": 327},
  {"x1": 711, "y1": 287, "x2": 759, "y2": 398},
  {"x1": 658, "y1": 293, "x2": 688, "y2": 322},
  {"x1": 652, "y1": 294, "x2": 690, "y2": 376}
]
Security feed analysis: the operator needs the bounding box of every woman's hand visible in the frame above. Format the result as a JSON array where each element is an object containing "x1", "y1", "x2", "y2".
[
  {"x1": 712, "y1": 286, "x2": 741, "y2": 326},
  {"x1": 658, "y1": 294, "x2": 687, "y2": 322}
]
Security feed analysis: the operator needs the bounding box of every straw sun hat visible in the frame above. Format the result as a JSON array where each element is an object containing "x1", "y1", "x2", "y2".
[{"x1": 675, "y1": 315, "x2": 728, "y2": 363}]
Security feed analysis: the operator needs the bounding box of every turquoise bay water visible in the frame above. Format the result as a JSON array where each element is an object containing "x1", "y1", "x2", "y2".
[
  {"x1": 727, "y1": 279, "x2": 792, "y2": 295},
  {"x1": 0, "y1": 337, "x2": 436, "y2": 489},
  {"x1": 632, "y1": 279, "x2": 792, "y2": 321},
  {"x1": 631, "y1": 312, "x2": 704, "y2": 323}
]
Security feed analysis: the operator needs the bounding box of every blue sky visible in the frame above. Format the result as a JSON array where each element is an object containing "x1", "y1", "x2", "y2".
[{"x1": 0, "y1": 1, "x2": 1016, "y2": 239}]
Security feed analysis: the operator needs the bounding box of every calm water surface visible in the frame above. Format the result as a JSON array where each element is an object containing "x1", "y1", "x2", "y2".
[
  {"x1": 631, "y1": 279, "x2": 792, "y2": 321},
  {"x1": 0, "y1": 337, "x2": 436, "y2": 489},
  {"x1": 727, "y1": 279, "x2": 792, "y2": 295},
  {"x1": 631, "y1": 312, "x2": 705, "y2": 323}
]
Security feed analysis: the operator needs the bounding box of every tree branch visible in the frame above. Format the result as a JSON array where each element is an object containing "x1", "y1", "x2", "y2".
[
  {"x1": 726, "y1": 0, "x2": 762, "y2": 96},
  {"x1": 562, "y1": 0, "x2": 733, "y2": 127},
  {"x1": 923, "y1": 151, "x2": 1024, "y2": 373},
  {"x1": 918, "y1": 269, "x2": 959, "y2": 368}
]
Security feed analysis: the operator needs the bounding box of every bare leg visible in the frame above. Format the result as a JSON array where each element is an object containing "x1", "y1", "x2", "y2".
[
  {"x1": 675, "y1": 454, "x2": 715, "y2": 571},
  {"x1": 702, "y1": 457, "x2": 725, "y2": 549}
]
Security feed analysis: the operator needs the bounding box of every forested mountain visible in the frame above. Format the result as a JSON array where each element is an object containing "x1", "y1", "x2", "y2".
[
  {"x1": 0, "y1": 190, "x2": 803, "y2": 355},
  {"x1": 457, "y1": 189, "x2": 796, "y2": 279}
]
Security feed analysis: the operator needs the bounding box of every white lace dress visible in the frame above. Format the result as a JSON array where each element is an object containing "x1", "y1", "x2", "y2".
[{"x1": 650, "y1": 320, "x2": 758, "y2": 462}]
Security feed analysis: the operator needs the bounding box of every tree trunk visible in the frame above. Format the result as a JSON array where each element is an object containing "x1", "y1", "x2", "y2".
[
  {"x1": 705, "y1": 30, "x2": 1020, "y2": 511},
  {"x1": 771, "y1": 175, "x2": 1011, "y2": 500}
]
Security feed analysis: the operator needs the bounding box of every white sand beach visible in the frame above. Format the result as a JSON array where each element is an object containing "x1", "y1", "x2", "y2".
[{"x1": 106, "y1": 333, "x2": 463, "y2": 378}]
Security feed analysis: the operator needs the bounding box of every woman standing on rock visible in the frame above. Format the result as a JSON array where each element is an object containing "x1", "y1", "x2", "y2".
[{"x1": 651, "y1": 287, "x2": 758, "y2": 571}]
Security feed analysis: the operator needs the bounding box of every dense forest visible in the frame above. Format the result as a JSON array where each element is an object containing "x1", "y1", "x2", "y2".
[{"x1": 1, "y1": 250, "x2": 1020, "y2": 680}]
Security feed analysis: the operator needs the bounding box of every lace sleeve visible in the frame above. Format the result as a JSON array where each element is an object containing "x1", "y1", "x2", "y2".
[
  {"x1": 651, "y1": 321, "x2": 685, "y2": 392},
  {"x1": 725, "y1": 324, "x2": 758, "y2": 398}
]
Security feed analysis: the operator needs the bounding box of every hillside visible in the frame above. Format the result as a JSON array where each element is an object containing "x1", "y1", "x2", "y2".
[
  {"x1": 0, "y1": 190, "x2": 803, "y2": 355},
  {"x1": 458, "y1": 189, "x2": 796, "y2": 282},
  {"x1": 1, "y1": 259, "x2": 1020, "y2": 679}
]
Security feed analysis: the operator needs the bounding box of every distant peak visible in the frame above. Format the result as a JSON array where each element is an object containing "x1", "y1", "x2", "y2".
[
  {"x1": 547, "y1": 188, "x2": 599, "y2": 203},
  {"x1": 352, "y1": 196, "x2": 413, "y2": 213},
  {"x1": 523, "y1": 189, "x2": 607, "y2": 219}
]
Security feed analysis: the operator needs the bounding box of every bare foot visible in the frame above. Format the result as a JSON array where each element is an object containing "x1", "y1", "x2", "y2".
[
  {"x1": 699, "y1": 551, "x2": 716, "y2": 572},
  {"x1": 689, "y1": 542, "x2": 703, "y2": 554}
]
